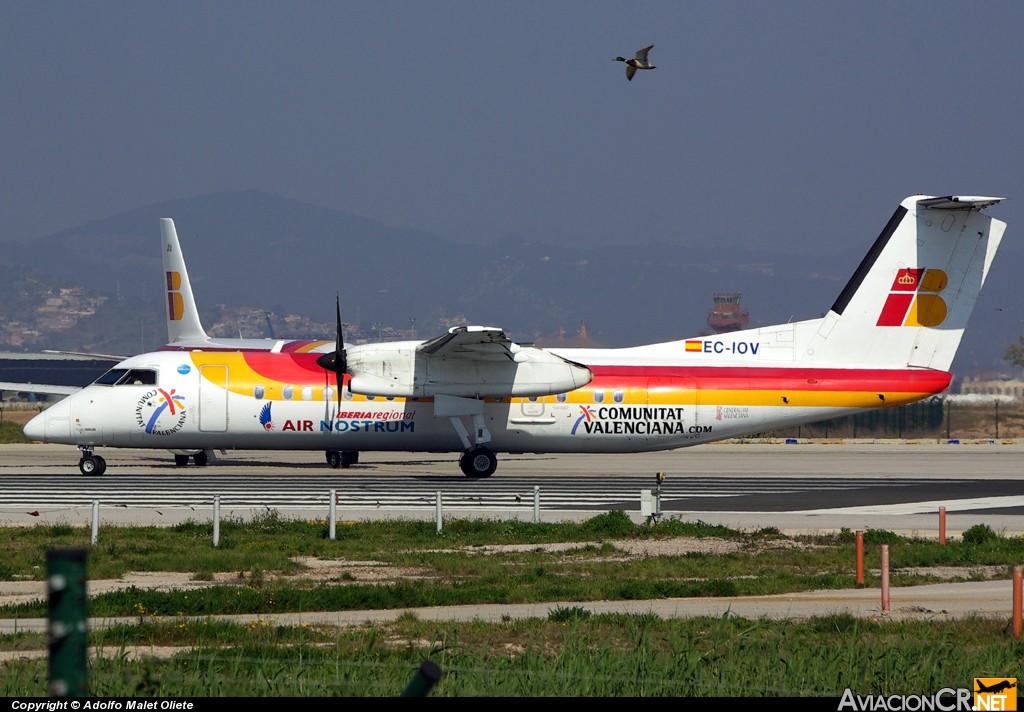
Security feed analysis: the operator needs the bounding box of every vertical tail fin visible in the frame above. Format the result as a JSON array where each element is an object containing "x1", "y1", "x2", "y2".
[
  {"x1": 806, "y1": 195, "x2": 1006, "y2": 371},
  {"x1": 160, "y1": 218, "x2": 210, "y2": 345}
]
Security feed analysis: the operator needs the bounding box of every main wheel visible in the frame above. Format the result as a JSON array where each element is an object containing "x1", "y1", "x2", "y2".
[
  {"x1": 326, "y1": 450, "x2": 342, "y2": 469},
  {"x1": 341, "y1": 451, "x2": 358, "y2": 468},
  {"x1": 459, "y1": 447, "x2": 497, "y2": 478},
  {"x1": 193, "y1": 451, "x2": 208, "y2": 467},
  {"x1": 79, "y1": 454, "x2": 106, "y2": 476},
  {"x1": 174, "y1": 454, "x2": 190, "y2": 467}
]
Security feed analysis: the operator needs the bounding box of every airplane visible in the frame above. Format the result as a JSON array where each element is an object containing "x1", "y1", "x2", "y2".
[
  {"x1": 975, "y1": 679, "x2": 1016, "y2": 694},
  {"x1": 23, "y1": 194, "x2": 1008, "y2": 478}
]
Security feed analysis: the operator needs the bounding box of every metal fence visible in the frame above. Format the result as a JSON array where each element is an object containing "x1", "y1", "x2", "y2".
[{"x1": 770, "y1": 397, "x2": 1024, "y2": 441}]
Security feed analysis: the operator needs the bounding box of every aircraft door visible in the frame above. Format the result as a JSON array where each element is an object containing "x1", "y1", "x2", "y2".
[
  {"x1": 199, "y1": 364, "x2": 229, "y2": 432},
  {"x1": 520, "y1": 396, "x2": 546, "y2": 418}
]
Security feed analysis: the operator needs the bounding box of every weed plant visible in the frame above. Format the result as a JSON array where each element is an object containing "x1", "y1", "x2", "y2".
[
  {"x1": 1, "y1": 511, "x2": 1023, "y2": 696},
  {"x1": 3, "y1": 511, "x2": 1024, "y2": 619},
  {"x1": 1, "y1": 614, "x2": 1021, "y2": 696}
]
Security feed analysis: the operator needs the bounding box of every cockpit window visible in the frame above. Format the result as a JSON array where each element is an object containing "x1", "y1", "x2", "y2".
[
  {"x1": 94, "y1": 368, "x2": 157, "y2": 386},
  {"x1": 95, "y1": 368, "x2": 129, "y2": 385},
  {"x1": 123, "y1": 369, "x2": 157, "y2": 385}
]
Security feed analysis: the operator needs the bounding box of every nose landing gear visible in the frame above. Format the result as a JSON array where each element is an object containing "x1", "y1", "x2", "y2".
[
  {"x1": 77, "y1": 445, "x2": 106, "y2": 476},
  {"x1": 326, "y1": 450, "x2": 359, "y2": 469}
]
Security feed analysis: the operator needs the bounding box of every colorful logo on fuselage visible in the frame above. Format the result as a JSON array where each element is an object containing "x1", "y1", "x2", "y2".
[
  {"x1": 571, "y1": 406, "x2": 595, "y2": 434},
  {"x1": 259, "y1": 402, "x2": 274, "y2": 430},
  {"x1": 876, "y1": 268, "x2": 948, "y2": 327},
  {"x1": 135, "y1": 388, "x2": 186, "y2": 435}
]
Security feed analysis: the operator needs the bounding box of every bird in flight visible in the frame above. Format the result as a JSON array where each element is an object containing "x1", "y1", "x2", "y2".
[{"x1": 613, "y1": 44, "x2": 656, "y2": 81}]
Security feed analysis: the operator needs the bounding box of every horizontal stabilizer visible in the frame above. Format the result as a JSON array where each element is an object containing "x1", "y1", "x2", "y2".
[{"x1": 917, "y1": 196, "x2": 1005, "y2": 210}]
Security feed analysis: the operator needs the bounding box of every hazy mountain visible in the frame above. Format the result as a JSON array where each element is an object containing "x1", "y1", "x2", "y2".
[{"x1": 0, "y1": 190, "x2": 1018, "y2": 374}]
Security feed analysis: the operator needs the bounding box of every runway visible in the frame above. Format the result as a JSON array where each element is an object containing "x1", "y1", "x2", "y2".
[{"x1": 2, "y1": 440, "x2": 1023, "y2": 536}]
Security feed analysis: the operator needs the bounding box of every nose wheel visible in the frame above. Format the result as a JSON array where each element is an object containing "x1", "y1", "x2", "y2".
[{"x1": 459, "y1": 446, "x2": 497, "y2": 478}]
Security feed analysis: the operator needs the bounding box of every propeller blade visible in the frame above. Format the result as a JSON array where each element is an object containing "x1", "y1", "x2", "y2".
[
  {"x1": 336, "y1": 295, "x2": 345, "y2": 409},
  {"x1": 335, "y1": 294, "x2": 347, "y2": 375},
  {"x1": 313, "y1": 294, "x2": 347, "y2": 410},
  {"x1": 315, "y1": 295, "x2": 348, "y2": 374}
]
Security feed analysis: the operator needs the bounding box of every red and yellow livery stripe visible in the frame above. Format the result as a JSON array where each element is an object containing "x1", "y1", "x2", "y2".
[{"x1": 182, "y1": 352, "x2": 950, "y2": 410}]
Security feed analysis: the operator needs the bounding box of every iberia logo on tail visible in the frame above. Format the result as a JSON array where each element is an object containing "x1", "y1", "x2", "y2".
[{"x1": 876, "y1": 268, "x2": 948, "y2": 327}]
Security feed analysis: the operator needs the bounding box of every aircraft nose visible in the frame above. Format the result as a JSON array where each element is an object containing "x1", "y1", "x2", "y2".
[
  {"x1": 22, "y1": 411, "x2": 46, "y2": 441},
  {"x1": 23, "y1": 398, "x2": 72, "y2": 442}
]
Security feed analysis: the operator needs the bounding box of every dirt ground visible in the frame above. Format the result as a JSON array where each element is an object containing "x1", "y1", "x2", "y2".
[
  {"x1": 0, "y1": 537, "x2": 1000, "y2": 608},
  {"x1": 0, "y1": 539, "x2": 751, "y2": 607},
  {"x1": 0, "y1": 536, "x2": 1007, "y2": 664}
]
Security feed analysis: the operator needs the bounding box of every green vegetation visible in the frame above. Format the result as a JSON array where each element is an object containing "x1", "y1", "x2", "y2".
[
  {"x1": 2, "y1": 510, "x2": 1023, "y2": 696},
  {"x1": 0, "y1": 419, "x2": 31, "y2": 444},
  {"x1": 4, "y1": 615, "x2": 1021, "y2": 696}
]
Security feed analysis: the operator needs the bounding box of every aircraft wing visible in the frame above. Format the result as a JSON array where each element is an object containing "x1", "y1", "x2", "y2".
[
  {"x1": 345, "y1": 325, "x2": 593, "y2": 398},
  {"x1": 41, "y1": 350, "x2": 125, "y2": 361},
  {"x1": 0, "y1": 381, "x2": 80, "y2": 397},
  {"x1": 418, "y1": 326, "x2": 524, "y2": 361}
]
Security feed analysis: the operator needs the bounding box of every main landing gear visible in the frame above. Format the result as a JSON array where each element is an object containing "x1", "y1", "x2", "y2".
[
  {"x1": 173, "y1": 451, "x2": 209, "y2": 467},
  {"x1": 438, "y1": 395, "x2": 499, "y2": 478},
  {"x1": 326, "y1": 450, "x2": 359, "y2": 469},
  {"x1": 459, "y1": 446, "x2": 497, "y2": 478},
  {"x1": 77, "y1": 445, "x2": 106, "y2": 476}
]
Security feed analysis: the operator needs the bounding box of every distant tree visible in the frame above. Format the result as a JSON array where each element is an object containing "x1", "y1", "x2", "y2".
[{"x1": 1003, "y1": 337, "x2": 1024, "y2": 369}]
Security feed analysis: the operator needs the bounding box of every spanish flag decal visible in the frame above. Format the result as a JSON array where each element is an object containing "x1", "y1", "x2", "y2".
[{"x1": 685, "y1": 341, "x2": 703, "y2": 352}]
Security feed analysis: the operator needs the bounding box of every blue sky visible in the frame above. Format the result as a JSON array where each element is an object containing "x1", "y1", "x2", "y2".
[{"x1": 2, "y1": 1, "x2": 1022, "y2": 258}]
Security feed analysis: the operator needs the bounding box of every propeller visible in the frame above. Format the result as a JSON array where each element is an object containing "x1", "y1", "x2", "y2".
[{"x1": 316, "y1": 295, "x2": 348, "y2": 408}]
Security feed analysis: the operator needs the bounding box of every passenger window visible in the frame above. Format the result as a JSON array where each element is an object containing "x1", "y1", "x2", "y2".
[
  {"x1": 301, "y1": 386, "x2": 313, "y2": 401},
  {"x1": 613, "y1": 389, "x2": 624, "y2": 403},
  {"x1": 528, "y1": 396, "x2": 539, "y2": 403},
  {"x1": 343, "y1": 385, "x2": 354, "y2": 401},
  {"x1": 556, "y1": 393, "x2": 567, "y2": 403},
  {"x1": 254, "y1": 385, "x2": 265, "y2": 400},
  {"x1": 593, "y1": 391, "x2": 605, "y2": 403},
  {"x1": 283, "y1": 386, "x2": 294, "y2": 400},
  {"x1": 323, "y1": 386, "x2": 334, "y2": 401}
]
